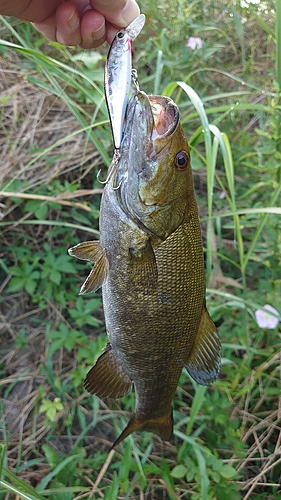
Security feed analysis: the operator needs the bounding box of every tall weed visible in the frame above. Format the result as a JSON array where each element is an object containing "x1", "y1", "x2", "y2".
[{"x1": 0, "y1": 1, "x2": 280, "y2": 499}]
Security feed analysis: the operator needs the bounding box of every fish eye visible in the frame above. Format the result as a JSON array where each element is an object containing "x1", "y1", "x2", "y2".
[
  {"x1": 116, "y1": 31, "x2": 125, "y2": 39},
  {"x1": 175, "y1": 151, "x2": 189, "y2": 170}
]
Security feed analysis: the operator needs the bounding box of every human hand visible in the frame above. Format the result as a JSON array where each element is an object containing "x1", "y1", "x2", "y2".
[{"x1": 0, "y1": 0, "x2": 140, "y2": 49}]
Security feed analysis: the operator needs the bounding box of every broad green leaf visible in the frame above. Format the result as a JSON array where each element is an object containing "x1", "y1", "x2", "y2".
[{"x1": 171, "y1": 464, "x2": 187, "y2": 478}]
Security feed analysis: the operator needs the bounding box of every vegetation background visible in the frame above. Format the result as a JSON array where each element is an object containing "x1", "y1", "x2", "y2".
[{"x1": 0, "y1": 0, "x2": 281, "y2": 498}]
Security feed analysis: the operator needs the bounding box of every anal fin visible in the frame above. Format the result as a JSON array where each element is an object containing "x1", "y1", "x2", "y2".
[
  {"x1": 68, "y1": 241, "x2": 108, "y2": 294},
  {"x1": 186, "y1": 304, "x2": 221, "y2": 385},
  {"x1": 84, "y1": 343, "x2": 132, "y2": 398}
]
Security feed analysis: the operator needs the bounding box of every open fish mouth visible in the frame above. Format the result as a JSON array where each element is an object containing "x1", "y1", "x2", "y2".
[
  {"x1": 113, "y1": 91, "x2": 177, "y2": 187},
  {"x1": 148, "y1": 95, "x2": 179, "y2": 142},
  {"x1": 123, "y1": 91, "x2": 179, "y2": 150},
  {"x1": 120, "y1": 91, "x2": 180, "y2": 167}
]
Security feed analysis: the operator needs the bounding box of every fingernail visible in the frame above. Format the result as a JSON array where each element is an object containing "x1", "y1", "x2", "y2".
[
  {"x1": 118, "y1": 1, "x2": 140, "y2": 26},
  {"x1": 67, "y1": 10, "x2": 79, "y2": 30},
  {"x1": 91, "y1": 21, "x2": 105, "y2": 41}
]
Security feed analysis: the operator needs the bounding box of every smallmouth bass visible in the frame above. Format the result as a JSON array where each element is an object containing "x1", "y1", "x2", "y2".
[{"x1": 69, "y1": 91, "x2": 221, "y2": 448}]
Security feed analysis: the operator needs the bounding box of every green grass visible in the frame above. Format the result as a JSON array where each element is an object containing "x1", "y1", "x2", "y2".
[{"x1": 0, "y1": 1, "x2": 281, "y2": 499}]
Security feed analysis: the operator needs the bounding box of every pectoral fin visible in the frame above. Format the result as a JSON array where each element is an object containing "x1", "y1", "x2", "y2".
[
  {"x1": 186, "y1": 304, "x2": 221, "y2": 385},
  {"x1": 84, "y1": 343, "x2": 132, "y2": 398},
  {"x1": 68, "y1": 240, "x2": 103, "y2": 262},
  {"x1": 68, "y1": 241, "x2": 108, "y2": 294},
  {"x1": 129, "y1": 239, "x2": 158, "y2": 294},
  {"x1": 111, "y1": 407, "x2": 173, "y2": 449}
]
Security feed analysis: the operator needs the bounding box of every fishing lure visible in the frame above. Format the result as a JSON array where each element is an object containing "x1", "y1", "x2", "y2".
[{"x1": 104, "y1": 13, "x2": 145, "y2": 149}]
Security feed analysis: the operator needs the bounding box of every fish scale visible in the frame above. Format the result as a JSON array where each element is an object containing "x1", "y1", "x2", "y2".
[{"x1": 69, "y1": 91, "x2": 221, "y2": 448}]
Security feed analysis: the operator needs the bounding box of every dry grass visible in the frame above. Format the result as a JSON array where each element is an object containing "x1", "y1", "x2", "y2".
[
  {"x1": 0, "y1": 56, "x2": 100, "y2": 192},
  {"x1": 232, "y1": 351, "x2": 281, "y2": 497}
]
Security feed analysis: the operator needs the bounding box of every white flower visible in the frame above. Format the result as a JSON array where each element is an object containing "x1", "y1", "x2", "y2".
[
  {"x1": 187, "y1": 37, "x2": 203, "y2": 50},
  {"x1": 255, "y1": 304, "x2": 280, "y2": 329}
]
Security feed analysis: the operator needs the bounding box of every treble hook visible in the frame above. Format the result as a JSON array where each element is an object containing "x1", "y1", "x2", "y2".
[
  {"x1": 96, "y1": 169, "x2": 109, "y2": 184},
  {"x1": 96, "y1": 165, "x2": 116, "y2": 185},
  {"x1": 112, "y1": 179, "x2": 123, "y2": 190},
  {"x1": 96, "y1": 150, "x2": 121, "y2": 185}
]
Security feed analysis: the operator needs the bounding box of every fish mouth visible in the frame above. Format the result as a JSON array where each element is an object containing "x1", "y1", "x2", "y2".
[
  {"x1": 125, "y1": 92, "x2": 179, "y2": 155},
  {"x1": 148, "y1": 95, "x2": 179, "y2": 145},
  {"x1": 114, "y1": 91, "x2": 179, "y2": 187}
]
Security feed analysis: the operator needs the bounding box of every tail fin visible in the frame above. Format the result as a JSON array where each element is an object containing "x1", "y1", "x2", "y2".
[{"x1": 111, "y1": 408, "x2": 173, "y2": 449}]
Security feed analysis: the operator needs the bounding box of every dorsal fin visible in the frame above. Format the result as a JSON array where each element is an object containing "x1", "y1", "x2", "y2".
[{"x1": 186, "y1": 304, "x2": 221, "y2": 385}]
